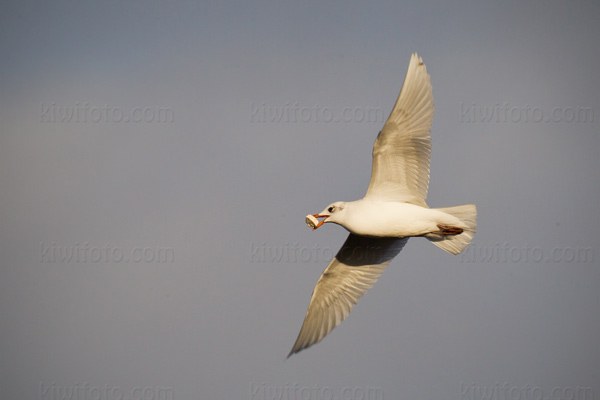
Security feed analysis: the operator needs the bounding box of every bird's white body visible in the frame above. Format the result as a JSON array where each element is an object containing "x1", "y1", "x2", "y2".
[{"x1": 331, "y1": 199, "x2": 463, "y2": 238}]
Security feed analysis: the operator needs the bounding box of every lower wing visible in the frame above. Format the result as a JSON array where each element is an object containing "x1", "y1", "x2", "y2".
[{"x1": 288, "y1": 234, "x2": 408, "y2": 357}]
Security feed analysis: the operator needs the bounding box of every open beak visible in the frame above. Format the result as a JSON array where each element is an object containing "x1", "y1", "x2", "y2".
[
  {"x1": 306, "y1": 214, "x2": 329, "y2": 230},
  {"x1": 312, "y1": 214, "x2": 328, "y2": 229}
]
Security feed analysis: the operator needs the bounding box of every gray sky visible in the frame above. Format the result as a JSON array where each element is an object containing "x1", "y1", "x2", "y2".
[{"x1": 1, "y1": 1, "x2": 599, "y2": 399}]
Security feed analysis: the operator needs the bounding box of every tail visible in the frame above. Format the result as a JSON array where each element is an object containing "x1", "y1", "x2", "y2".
[{"x1": 426, "y1": 204, "x2": 477, "y2": 255}]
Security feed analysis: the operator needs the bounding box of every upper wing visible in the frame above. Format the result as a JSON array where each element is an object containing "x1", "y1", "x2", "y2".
[
  {"x1": 364, "y1": 53, "x2": 434, "y2": 207},
  {"x1": 288, "y1": 234, "x2": 408, "y2": 357}
]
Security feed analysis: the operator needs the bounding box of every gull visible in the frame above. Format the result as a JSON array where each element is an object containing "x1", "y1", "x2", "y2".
[{"x1": 288, "y1": 53, "x2": 477, "y2": 357}]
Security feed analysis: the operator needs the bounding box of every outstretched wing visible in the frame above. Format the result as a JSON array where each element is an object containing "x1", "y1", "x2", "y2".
[
  {"x1": 364, "y1": 53, "x2": 434, "y2": 207},
  {"x1": 288, "y1": 234, "x2": 408, "y2": 357}
]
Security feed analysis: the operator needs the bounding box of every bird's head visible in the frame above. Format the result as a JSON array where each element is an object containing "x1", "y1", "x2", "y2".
[{"x1": 307, "y1": 201, "x2": 347, "y2": 230}]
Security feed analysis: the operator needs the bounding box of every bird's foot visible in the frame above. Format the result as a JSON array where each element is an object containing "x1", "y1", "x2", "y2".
[{"x1": 432, "y1": 225, "x2": 463, "y2": 235}]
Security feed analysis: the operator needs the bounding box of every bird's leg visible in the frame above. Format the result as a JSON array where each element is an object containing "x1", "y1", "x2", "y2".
[{"x1": 431, "y1": 225, "x2": 463, "y2": 235}]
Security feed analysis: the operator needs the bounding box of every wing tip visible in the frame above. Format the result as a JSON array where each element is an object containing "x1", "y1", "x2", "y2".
[
  {"x1": 287, "y1": 341, "x2": 309, "y2": 359},
  {"x1": 410, "y1": 52, "x2": 423, "y2": 66}
]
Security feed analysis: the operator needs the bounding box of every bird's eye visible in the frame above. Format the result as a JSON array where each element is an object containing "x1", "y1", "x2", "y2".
[{"x1": 328, "y1": 206, "x2": 335, "y2": 213}]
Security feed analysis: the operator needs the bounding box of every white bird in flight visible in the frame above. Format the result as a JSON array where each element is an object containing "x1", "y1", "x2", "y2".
[{"x1": 288, "y1": 53, "x2": 477, "y2": 357}]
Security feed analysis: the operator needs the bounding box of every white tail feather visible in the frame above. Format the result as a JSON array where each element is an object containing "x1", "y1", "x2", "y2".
[{"x1": 426, "y1": 204, "x2": 477, "y2": 255}]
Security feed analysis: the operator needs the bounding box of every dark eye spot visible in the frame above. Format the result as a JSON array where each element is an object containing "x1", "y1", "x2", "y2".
[{"x1": 328, "y1": 206, "x2": 335, "y2": 213}]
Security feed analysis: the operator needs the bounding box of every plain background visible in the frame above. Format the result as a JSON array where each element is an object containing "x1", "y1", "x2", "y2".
[{"x1": 1, "y1": 1, "x2": 599, "y2": 399}]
